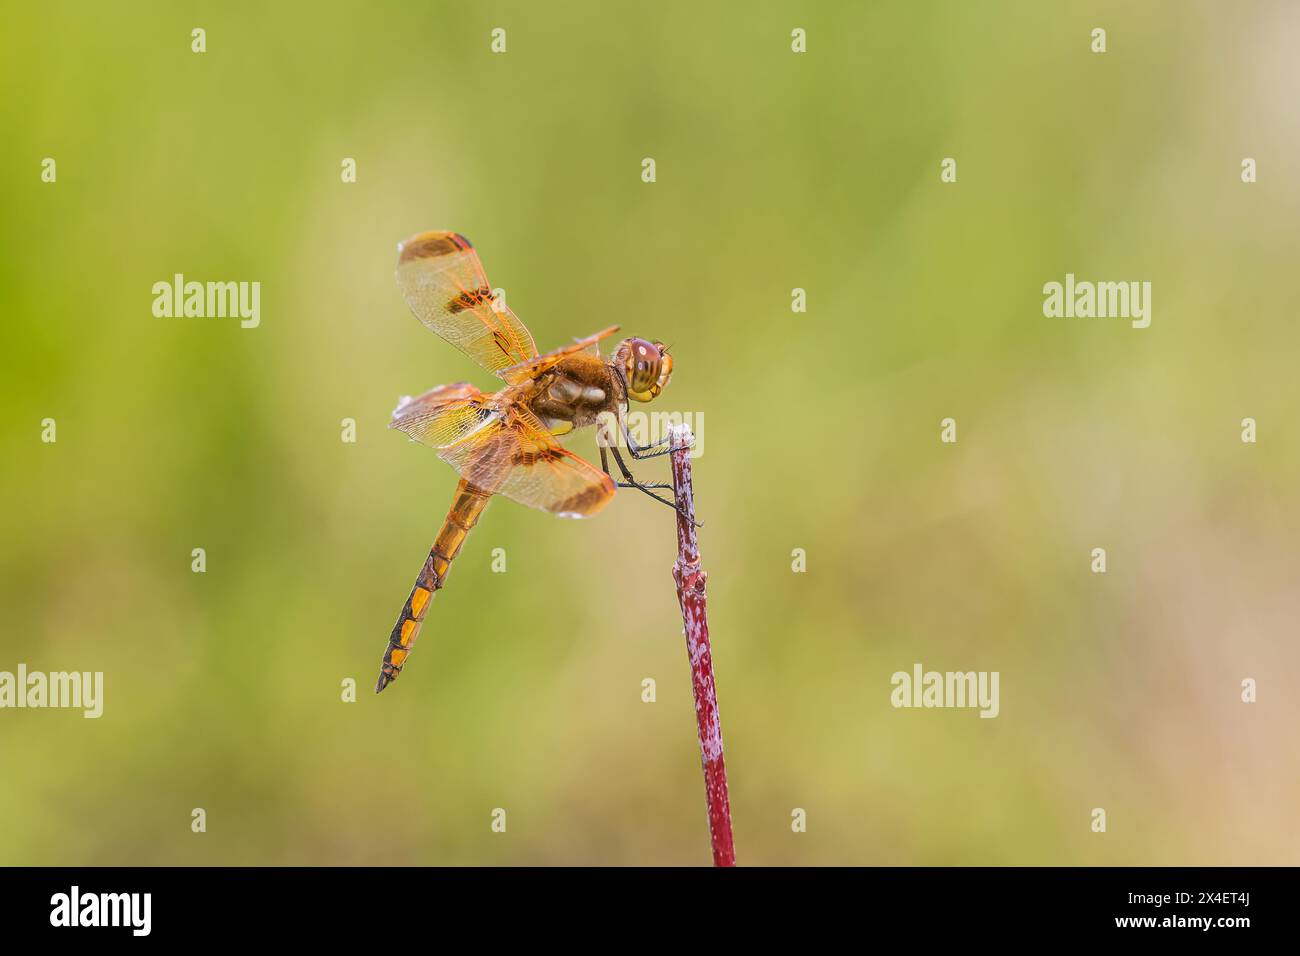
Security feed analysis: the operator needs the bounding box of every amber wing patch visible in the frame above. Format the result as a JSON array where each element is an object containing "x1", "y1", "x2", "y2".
[{"x1": 395, "y1": 230, "x2": 537, "y2": 376}]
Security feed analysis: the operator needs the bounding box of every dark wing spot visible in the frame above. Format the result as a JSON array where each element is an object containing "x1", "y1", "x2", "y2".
[
  {"x1": 447, "y1": 287, "x2": 495, "y2": 314},
  {"x1": 552, "y1": 478, "x2": 613, "y2": 516},
  {"x1": 398, "y1": 232, "x2": 466, "y2": 263},
  {"x1": 514, "y1": 446, "x2": 566, "y2": 468}
]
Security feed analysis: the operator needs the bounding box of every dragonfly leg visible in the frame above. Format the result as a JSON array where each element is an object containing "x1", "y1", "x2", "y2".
[
  {"x1": 607, "y1": 446, "x2": 701, "y2": 527},
  {"x1": 628, "y1": 444, "x2": 675, "y2": 461},
  {"x1": 622, "y1": 420, "x2": 689, "y2": 461}
]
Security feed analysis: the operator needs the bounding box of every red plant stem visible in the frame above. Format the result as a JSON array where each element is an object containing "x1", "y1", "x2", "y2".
[{"x1": 668, "y1": 424, "x2": 735, "y2": 867}]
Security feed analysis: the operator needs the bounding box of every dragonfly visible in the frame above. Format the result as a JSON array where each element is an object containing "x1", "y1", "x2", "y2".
[{"x1": 375, "y1": 230, "x2": 678, "y2": 693}]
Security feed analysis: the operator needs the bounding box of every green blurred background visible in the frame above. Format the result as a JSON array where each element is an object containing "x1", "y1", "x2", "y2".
[{"x1": 3, "y1": 1, "x2": 1299, "y2": 865}]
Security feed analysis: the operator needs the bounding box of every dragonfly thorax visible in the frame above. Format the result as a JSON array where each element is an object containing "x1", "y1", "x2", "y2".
[{"x1": 529, "y1": 353, "x2": 619, "y2": 430}]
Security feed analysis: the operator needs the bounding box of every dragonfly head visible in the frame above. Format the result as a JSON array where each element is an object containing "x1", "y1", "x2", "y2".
[{"x1": 614, "y1": 337, "x2": 673, "y2": 402}]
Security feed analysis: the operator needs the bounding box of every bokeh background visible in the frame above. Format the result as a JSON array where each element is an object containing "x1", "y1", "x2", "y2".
[{"x1": 3, "y1": 1, "x2": 1299, "y2": 865}]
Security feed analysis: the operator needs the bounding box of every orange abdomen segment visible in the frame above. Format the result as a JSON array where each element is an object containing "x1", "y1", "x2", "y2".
[{"x1": 375, "y1": 478, "x2": 492, "y2": 692}]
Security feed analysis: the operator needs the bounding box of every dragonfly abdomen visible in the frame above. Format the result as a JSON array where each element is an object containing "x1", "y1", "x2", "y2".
[{"x1": 375, "y1": 478, "x2": 493, "y2": 693}]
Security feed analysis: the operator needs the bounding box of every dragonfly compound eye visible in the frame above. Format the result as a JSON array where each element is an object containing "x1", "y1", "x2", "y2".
[{"x1": 623, "y1": 338, "x2": 671, "y2": 402}]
